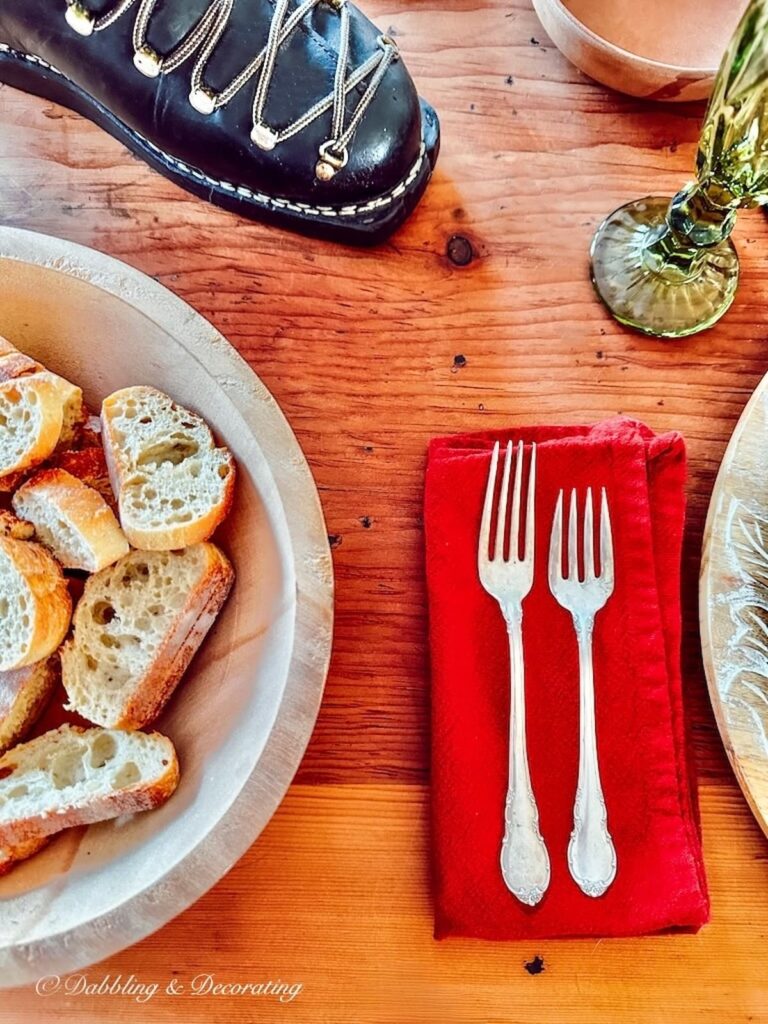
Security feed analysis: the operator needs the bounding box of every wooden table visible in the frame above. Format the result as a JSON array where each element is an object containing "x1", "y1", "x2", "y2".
[{"x1": 2, "y1": 1, "x2": 768, "y2": 1020}]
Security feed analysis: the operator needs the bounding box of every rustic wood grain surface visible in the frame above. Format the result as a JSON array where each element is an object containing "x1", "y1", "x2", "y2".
[{"x1": 2, "y1": 0, "x2": 768, "y2": 1020}]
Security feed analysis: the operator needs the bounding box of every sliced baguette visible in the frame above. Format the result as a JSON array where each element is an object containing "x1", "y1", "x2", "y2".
[
  {"x1": 0, "y1": 654, "x2": 59, "y2": 754},
  {"x1": 30, "y1": 372, "x2": 86, "y2": 449},
  {"x1": 101, "y1": 386, "x2": 235, "y2": 550},
  {"x1": 0, "y1": 350, "x2": 39, "y2": 380},
  {"x1": 0, "y1": 509, "x2": 35, "y2": 541},
  {"x1": 0, "y1": 378, "x2": 64, "y2": 479},
  {"x1": 54, "y1": 446, "x2": 116, "y2": 510},
  {"x1": 0, "y1": 724, "x2": 179, "y2": 847},
  {"x1": 0, "y1": 536, "x2": 72, "y2": 671},
  {"x1": 62, "y1": 543, "x2": 234, "y2": 728},
  {"x1": 13, "y1": 468, "x2": 129, "y2": 572},
  {"x1": 0, "y1": 338, "x2": 85, "y2": 449}
]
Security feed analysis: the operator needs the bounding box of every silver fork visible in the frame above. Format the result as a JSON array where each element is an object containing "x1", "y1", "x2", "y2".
[
  {"x1": 548, "y1": 487, "x2": 617, "y2": 897},
  {"x1": 478, "y1": 440, "x2": 550, "y2": 906}
]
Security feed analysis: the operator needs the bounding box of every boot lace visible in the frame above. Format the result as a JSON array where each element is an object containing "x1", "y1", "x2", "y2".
[{"x1": 64, "y1": 0, "x2": 399, "y2": 180}]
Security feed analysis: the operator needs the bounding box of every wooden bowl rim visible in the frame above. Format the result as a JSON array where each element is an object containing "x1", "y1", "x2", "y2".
[{"x1": 534, "y1": 0, "x2": 719, "y2": 77}]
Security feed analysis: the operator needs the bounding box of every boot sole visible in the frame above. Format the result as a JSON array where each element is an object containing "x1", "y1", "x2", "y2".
[{"x1": 0, "y1": 41, "x2": 440, "y2": 246}]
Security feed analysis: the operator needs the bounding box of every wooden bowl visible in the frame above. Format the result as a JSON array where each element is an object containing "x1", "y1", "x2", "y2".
[
  {"x1": 532, "y1": 0, "x2": 722, "y2": 102},
  {"x1": 0, "y1": 226, "x2": 334, "y2": 986}
]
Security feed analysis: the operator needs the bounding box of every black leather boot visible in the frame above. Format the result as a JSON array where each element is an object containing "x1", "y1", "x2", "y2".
[{"x1": 0, "y1": 0, "x2": 440, "y2": 244}]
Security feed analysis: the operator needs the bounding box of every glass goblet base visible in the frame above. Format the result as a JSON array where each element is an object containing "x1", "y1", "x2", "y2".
[{"x1": 590, "y1": 196, "x2": 739, "y2": 339}]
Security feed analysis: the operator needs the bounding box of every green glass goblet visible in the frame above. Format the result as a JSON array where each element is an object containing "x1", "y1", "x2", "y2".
[{"x1": 590, "y1": 0, "x2": 768, "y2": 339}]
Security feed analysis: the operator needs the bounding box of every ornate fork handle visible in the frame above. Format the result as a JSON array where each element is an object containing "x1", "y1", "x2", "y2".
[
  {"x1": 500, "y1": 606, "x2": 550, "y2": 906},
  {"x1": 568, "y1": 615, "x2": 616, "y2": 898}
]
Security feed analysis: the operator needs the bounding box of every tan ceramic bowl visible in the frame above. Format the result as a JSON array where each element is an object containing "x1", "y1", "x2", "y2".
[
  {"x1": 532, "y1": 0, "x2": 719, "y2": 102},
  {"x1": 0, "y1": 226, "x2": 333, "y2": 987}
]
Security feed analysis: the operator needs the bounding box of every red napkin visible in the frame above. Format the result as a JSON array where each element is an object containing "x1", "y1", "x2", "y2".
[{"x1": 425, "y1": 417, "x2": 709, "y2": 939}]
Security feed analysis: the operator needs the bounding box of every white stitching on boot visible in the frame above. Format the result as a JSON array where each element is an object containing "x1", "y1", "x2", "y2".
[{"x1": 0, "y1": 41, "x2": 427, "y2": 220}]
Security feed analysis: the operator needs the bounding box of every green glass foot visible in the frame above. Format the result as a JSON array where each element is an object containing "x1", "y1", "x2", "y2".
[{"x1": 590, "y1": 197, "x2": 739, "y2": 339}]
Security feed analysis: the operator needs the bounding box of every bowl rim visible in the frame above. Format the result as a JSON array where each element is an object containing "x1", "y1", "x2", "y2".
[
  {"x1": 533, "y1": 0, "x2": 719, "y2": 77},
  {"x1": 0, "y1": 225, "x2": 334, "y2": 987}
]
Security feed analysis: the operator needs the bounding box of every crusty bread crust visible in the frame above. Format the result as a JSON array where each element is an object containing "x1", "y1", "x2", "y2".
[
  {"x1": 3, "y1": 761, "x2": 180, "y2": 847},
  {"x1": 13, "y1": 467, "x2": 129, "y2": 572},
  {"x1": 0, "y1": 470, "x2": 27, "y2": 494},
  {"x1": 0, "y1": 725, "x2": 180, "y2": 847},
  {"x1": 53, "y1": 446, "x2": 116, "y2": 511},
  {"x1": 0, "y1": 351, "x2": 41, "y2": 380},
  {"x1": 61, "y1": 543, "x2": 234, "y2": 728},
  {"x1": 0, "y1": 835, "x2": 49, "y2": 876},
  {"x1": 32, "y1": 372, "x2": 86, "y2": 449},
  {"x1": 0, "y1": 655, "x2": 59, "y2": 753},
  {"x1": 0, "y1": 509, "x2": 35, "y2": 541},
  {"x1": 0, "y1": 339, "x2": 85, "y2": 449},
  {"x1": 120, "y1": 544, "x2": 234, "y2": 728},
  {"x1": 0, "y1": 537, "x2": 72, "y2": 671},
  {"x1": 101, "y1": 386, "x2": 236, "y2": 550},
  {"x1": 0, "y1": 443, "x2": 109, "y2": 499},
  {"x1": 0, "y1": 378, "x2": 64, "y2": 479},
  {"x1": 115, "y1": 468, "x2": 236, "y2": 551}
]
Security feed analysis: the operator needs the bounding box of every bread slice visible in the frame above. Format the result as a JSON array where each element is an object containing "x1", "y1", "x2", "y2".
[
  {"x1": 13, "y1": 468, "x2": 129, "y2": 573},
  {"x1": 0, "y1": 471, "x2": 27, "y2": 494},
  {"x1": 0, "y1": 537, "x2": 72, "y2": 671},
  {"x1": 101, "y1": 386, "x2": 235, "y2": 550},
  {"x1": 0, "y1": 724, "x2": 179, "y2": 847},
  {"x1": 0, "y1": 509, "x2": 35, "y2": 541},
  {"x1": 0, "y1": 350, "x2": 39, "y2": 380},
  {"x1": 31, "y1": 372, "x2": 86, "y2": 449},
  {"x1": 0, "y1": 655, "x2": 59, "y2": 754},
  {"x1": 0, "y1": 836, "x2": 48, "y2": 875},
  {"x1": 0, "y1": 835, "x2": 49, "y2": 876},
  {"x1": 54, "y1": 446, "x2": 116, "y2": 510},
  {"x1": 0, "y1": 338, "x2": 85, "y2": 449},
  {"x1": 0, "y1": 425, "x2": 101, "y2": 500},
  {"x1": 0, "y1": 378, "x2": 64, "y2": 479},
  {"x1": 62, "y1": 543, "x2": 234, "y2": 728}
]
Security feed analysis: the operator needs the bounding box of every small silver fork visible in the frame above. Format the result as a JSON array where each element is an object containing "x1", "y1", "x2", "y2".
[
  {"x1": 478, "y1": 441, "x2": 550, "y2": 906},
  {"x1": 548, "y1": 488, "x2": 617, "y2": 897}
]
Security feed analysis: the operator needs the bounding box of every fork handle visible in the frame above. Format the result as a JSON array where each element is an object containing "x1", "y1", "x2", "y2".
[
  {"x1": 500, "y1": 610, "x2": 550, "y2": 906},
  {"x1": 568, "y1": 618, "x2": 617, "y2": 898}
]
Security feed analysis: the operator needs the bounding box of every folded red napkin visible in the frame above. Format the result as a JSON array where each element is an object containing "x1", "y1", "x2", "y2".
[{"x1": 425, "y1": 417, "x2": 709, "y2": 939}]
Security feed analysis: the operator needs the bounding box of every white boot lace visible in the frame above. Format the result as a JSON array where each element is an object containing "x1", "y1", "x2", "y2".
[{"x1": 64, "y1": 0, "x2": 399, "y2": 180}]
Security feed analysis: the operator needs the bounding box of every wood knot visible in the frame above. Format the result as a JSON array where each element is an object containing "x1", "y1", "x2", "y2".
[
  {"x1": 524, "y1": 955, "x2": 545, "y2": 975},
  {"x1": 447, "y1": 235, "x2": 474, "y2": 267}
]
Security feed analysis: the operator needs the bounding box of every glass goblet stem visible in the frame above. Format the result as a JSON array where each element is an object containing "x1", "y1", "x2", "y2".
[{"x1": 642, "y1": 183, "x2": 738, "y2": 282}]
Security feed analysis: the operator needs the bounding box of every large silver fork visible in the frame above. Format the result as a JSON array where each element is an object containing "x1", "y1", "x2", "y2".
[
  {"x1": 478, "y1": 441, "x2": 550, "y2": 906},
  {"x1": 548, "y1": 487, "x2": 617, "y2": 897}
]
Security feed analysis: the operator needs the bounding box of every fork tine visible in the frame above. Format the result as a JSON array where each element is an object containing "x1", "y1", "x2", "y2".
[
  {"x1": 584, "y1": 487, "x2": 595, "y2": 581},
  {"x1": 494, "y1": 441, "x2": 513, "y2": 561},
  {"x1": 509, "y1": 440, "x2": 524, "y2": 562},
  {"x1": 549, "y1": 489, "x2": 564, "y2": 591},
  {"x1": 600, "y1": 487, "x2": 615, "y2": 591},
  {"x1": 478, "y1": 441, "x2": 500, "y2": 565},
  {"x1": 524, "y1": 443, "x2": 536, "y2": 564},
  {"x1": 568, "y1": 488, "x2": 579, "y2": 581}
]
